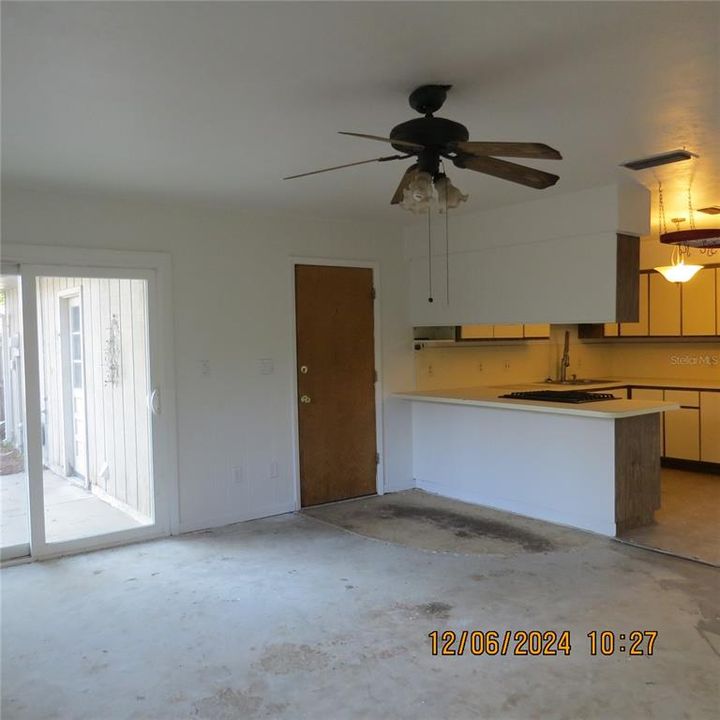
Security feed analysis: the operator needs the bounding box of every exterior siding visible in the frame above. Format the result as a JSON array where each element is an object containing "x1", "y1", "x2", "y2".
[{"x1": 37, "y1": 276, "x2": 151, "y2": 517}]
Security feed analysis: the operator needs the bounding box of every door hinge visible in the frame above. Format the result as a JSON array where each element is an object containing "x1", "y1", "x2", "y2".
[
  {"x1": 375, "y1": 452, "x2": 380, "y2": 465},
  {"x1": 371, "y1": 286, "x2": 376, "y2": 300}
]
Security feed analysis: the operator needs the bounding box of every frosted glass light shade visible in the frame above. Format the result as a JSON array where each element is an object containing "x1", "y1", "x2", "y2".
[{"x1": 654, "y1": 260, "x2": 703, "y2": 283}]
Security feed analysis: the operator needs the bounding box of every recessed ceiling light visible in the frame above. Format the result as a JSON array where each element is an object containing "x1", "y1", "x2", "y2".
[
  {"x1": 620, "y1": 149, "x2": 698, "y2": 171},
  {"x1": 698, "y1": 205, "x2": 720, "y2": 215}
]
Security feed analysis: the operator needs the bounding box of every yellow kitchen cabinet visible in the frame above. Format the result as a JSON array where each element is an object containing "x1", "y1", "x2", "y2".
[
  {"x1": 523, "y1": 324, "x2": 550, "y2": 338},
  {"x1": 631, "y1": 387, "x2": 665, "y2": 453},
  {"x1": 458, "y1": 324, "x2": 494, "y2": 339},
  {"x1": 716, "y1": 269, "x2": 720, "y2": 334},
  {"x1": 603, "y1": 323, "x2": 619, "y2": 336},
  {"x1": 493, "y1": 324, "x2": 524, "y2": 338},
  {"x1": 700, "y1": 392, "x2": 720, "y2": 463},
  {"x1": 649, "y1": 273, "x2": 681, "y2": 336},
  {"x1": 620, "y1": 273, "x2": 649, "y2": 336},
  {"x1": 681, "y1": 267, "x2": 716, "y2": 336},
  {"x1": 664, "y1": 388, "x2": 700, "y2": 460},
  {"x1": 664, "y1": 408, "x2": 700, "y2": 460}
]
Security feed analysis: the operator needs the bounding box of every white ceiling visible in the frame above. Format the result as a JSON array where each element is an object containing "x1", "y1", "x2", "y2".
[{"x1": 2, "y1": 2, "x2": 718, "y2": 223}]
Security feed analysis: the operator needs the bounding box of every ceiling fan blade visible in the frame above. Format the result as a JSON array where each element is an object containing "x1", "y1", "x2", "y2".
[
  {"x1": 283, "y1": 154, "x2": 407, "y2": 180},
  {"x1": 339, "y1": 131, "x2": 424, "y2": 152},
  {"x1": 450, "y1": 141, "x2": 562, "y2": 160},
  {"x1": 453, "y1": 155, "x2": 559, "y2": 189},
  {"x1": 390, "y1": 164, "x2": 419, "y2": 205}
]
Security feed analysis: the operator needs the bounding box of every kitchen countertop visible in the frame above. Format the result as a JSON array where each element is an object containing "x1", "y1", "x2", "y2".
[
  {"x1": 582, "y1": 377, "x2": 720, "y2": 391},
  {"x1": 395, "y1": 386, "x2": 679, "y2": 419}
]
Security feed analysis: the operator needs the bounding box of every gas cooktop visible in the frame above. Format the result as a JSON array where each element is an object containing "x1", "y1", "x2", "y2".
[{"x1": 500, "y1": 390, "x2": 618, "y2": 404}]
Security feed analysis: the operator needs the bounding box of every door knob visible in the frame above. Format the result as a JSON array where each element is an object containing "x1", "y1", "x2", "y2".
[{"x1": 300, "y1": 395, "x2": 312, "y2": 404}]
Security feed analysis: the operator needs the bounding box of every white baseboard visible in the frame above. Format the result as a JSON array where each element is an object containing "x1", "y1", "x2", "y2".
[
  {"x1": 178, "y1": 503, "x2": 296, "y2": 535},
  {"x1": 416, "y1": 479, "x2": 616, "y2": 537}
]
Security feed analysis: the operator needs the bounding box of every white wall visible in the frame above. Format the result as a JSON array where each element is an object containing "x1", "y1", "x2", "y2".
[
  {"x1": 2, "y1": 184, "x2": 415, "y2": 533},
  {"x1": 405, "y1": 183, "x2": 650, "y2": 326}
]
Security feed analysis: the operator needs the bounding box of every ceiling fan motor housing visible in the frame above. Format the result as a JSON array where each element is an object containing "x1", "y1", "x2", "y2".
[
  {"x1": 389, "y1": 116, "x2": 469, "y2": 166},
  {"x1": 408, "y1": 84, "x2": 452, "y2": 115}
]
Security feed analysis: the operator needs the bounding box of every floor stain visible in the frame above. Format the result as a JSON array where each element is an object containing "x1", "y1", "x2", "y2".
[
  {"x1": 415, "y1": 601, "x2": 453, "y2": 619},
  {"x1": 376, "y1": 502, "x2": 555, "y2": 553},
  {"x1": 192, "y1": 687, "x2": 263, "y2": 719},
  {"x1": 255, "y1": 642, "x2": 330, "y2": 675}
]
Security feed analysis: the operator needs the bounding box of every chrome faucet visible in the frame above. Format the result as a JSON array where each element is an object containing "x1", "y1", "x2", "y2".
[{"x1": 559, "y1": 330, "x2": 571, "y2": 383}]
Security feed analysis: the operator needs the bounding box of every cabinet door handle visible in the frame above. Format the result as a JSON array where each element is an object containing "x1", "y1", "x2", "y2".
[{"x1": 300, "y1": 395, "x2": 312, "y2": 404}]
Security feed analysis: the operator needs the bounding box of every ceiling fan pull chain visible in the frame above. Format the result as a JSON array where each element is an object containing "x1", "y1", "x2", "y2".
[
  {"x1": 427, "y1": 206, "x2": 433, "y2": 303},
  {"x1": 445, "y1": 177, "x2": 450, "y2": 305}
]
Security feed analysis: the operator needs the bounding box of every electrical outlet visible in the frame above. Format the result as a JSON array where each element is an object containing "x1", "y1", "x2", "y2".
[
  {"x1": 428, "y1": 364, "x2": 434, "y2": 376},
  {"x1": 231, "y1": 465, "x2": 243, "y2": 484},
  {"x1": 200, "y1": 360, "x2": 210, "y2": 377},
  {"x1": 504, "y1": 361, "x2": 511, "y2": 370},
  {"x1": 270, "y1": 460, "x2": 279, "y2": 479},
  {"x1": 477, "y1": 362, "x2": 483, "y2": 372}
]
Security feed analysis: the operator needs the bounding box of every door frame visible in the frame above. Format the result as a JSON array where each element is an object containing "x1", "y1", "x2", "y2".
[
  {"x1": 57, "y1": 286, "x2": 88, "y2": 483},
  {"x1": 289, "y1": 257, "x2": 385, "y2": 510},
  {"x1": 1, "y1": 244, "x2": 179, "y2": 562}
]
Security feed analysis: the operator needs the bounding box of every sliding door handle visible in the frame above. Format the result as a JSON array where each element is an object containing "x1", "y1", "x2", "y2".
[{"x1": 149, "y1": 388, "x2": 161, "y2": 416}]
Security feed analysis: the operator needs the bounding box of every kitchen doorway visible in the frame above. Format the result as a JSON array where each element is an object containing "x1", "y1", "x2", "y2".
[
  {"x1": 619, "y1": 468, "x2": 720, "y2": 566},
  {"x1": 294, "y1": 264, "x2": 379, "y2": 507}
]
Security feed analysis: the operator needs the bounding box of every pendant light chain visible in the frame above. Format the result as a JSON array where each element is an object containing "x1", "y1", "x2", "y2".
[
  {"x1": 687, "y1": 184, "x2": 696, "y2": 230},
  {"x1": 658, "y1": 181, "x2": 667, "y2": 235}
]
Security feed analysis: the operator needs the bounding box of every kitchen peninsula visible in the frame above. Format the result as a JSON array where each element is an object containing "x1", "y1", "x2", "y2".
[{"x1": 396, "y1": 384, "x2": 678, "y2": 537}]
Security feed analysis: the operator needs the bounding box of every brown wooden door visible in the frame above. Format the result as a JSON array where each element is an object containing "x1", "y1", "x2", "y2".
[{"x1": 295, "y1": 264, "x2": 377, "y2": 507}]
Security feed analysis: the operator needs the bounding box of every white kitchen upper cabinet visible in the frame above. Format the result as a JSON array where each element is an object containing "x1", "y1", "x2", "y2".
[
  {"x1": 649, "y1": 273, "x2": 681, "y2": 336},
  {"x1": 681, "y1": 267, "x2": 716, "y2": 336},
  {"x1": 523, "y1": 324, "x2": 551, "y2": 338},
  {"x1": 458, "y1": 324, "x2": 494, "y2": 340},
  {"x1": 620, "y1": 273, "x2": 649, "y2": 336},
  {"x1": 493, "y1": 324, "x2": 524, "y2": 338},
  {"x1": 406, "y1": 184, "x2": 649, "y2": 327},
  {"x1": 700, "y1": 392, "x2": 720, "y2": 463}
]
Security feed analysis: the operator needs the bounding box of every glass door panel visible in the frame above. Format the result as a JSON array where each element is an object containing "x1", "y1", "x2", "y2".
[
  {"x1": 0, "y1": 274, "x2": 30, "y2": 560},
  {"x1": 37, "y1": 276, "x2": 153, "y2": 544}
]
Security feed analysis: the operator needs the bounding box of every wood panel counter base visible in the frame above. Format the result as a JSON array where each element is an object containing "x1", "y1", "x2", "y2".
[{"x1": 615, "y1": 414, "x2": 661, "y2": 532}]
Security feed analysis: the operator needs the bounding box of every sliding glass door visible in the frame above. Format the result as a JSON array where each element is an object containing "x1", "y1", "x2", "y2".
[
  {"x1": 0, "y1": 258, "x2": 172, "y2": 560},
  {"x1": 37, "y1": 275, "x2": 154, "y2": 545},
  {"x1": 0, "y1": 272, "x2": 30, "y2": 560}
]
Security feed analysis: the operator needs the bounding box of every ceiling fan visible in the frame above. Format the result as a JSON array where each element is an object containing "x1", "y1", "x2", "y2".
[{"x1": 284, "y1": 84, "x2": 562, "y2": 210}]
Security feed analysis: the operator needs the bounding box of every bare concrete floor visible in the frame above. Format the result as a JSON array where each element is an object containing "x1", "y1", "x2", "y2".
[
  {"x1": 620, "y1": 469, "x2": 720, "y2": 566},
  {"x1": 1, "y1": 470, "x2": 145, "y2": 547},
  {"x1": 2, "y1": 498, "x2": 719, "y2": 720}
]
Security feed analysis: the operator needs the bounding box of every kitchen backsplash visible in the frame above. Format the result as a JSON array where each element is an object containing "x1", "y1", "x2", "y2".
[{"x1": 414, "y1": 326, "x2": 719, "y2": 390}]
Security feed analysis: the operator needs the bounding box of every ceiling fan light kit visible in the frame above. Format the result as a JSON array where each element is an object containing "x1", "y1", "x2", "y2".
[
  {"x1": 285, "y1": 84, "x2": 563, "y2": 303},
  {"x1": 284, "y1": 84, "x2": 562, "y2": 206}
]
